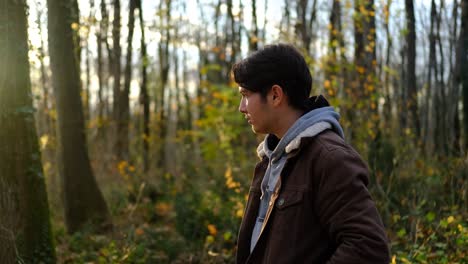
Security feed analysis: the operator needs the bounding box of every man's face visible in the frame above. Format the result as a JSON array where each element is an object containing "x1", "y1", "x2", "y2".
[{"x1": 238, "y1": 87, "x2": 273, "y2": 134}]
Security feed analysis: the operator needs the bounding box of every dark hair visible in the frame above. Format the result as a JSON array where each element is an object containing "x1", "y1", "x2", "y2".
[{"x1": 231, "y1": 43, "x2": 312, "y2": 110}]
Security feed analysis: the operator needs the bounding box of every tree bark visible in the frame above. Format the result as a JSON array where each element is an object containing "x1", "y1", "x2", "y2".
[
  {"x1": 137, "y1": 0, "x2": 150, "y2": 172},
  {"x1": 424, "y1": 0, "x2": 437, "y2": 153},
  {"x1": 0, "y1": 0, "x2": 56, "y2": 262},
  {"x1": 96, "y1": 0, "x2": 105, "y2": 138},
  {"x1": 296, "y1": 0, "x2": 317, "y2": 54},
  {"x1": 112, "y1": 0, "x2": 121, "y2": 153},
  {"x1": 405, "y1": 0, "x2": 421, "y2": 137},
  {"x1": 116, "y1": 0, "x2": 137, "y2": 161},
  {"x1": 157, "y1": 0, "x2": 171, "y2": 169},
  {"x1": 47, "y1": 0, "x2": 112, "y2": 233},
  {"x1": 383, "y1": 0, "x2": 393, "y2": 127},
  {"x1": 459, "y1": 0, "x2": 468, "y2": 150},
  {"x1": 249, "y1": 0, "x2": 259, "y2": 52}
]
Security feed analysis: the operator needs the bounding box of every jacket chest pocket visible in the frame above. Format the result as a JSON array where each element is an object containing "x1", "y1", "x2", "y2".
[
  {"x1": 270, "y1": 190, "x2": 305, "y2": 232},
  {"x1": 275, "y1": 190, "x2": 304, "y2": 211}
]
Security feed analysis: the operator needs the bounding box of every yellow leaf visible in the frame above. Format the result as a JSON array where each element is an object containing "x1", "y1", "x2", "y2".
[
  {"x1": 135, "y1": 228, "x2": 144, "y2": 236},
  {"x1": 207, "y1": 224, "x2": 217, "y2": 236},
  {"x1": 236, "y1": 208, "x2": 244, "y2": 218},
  {"x1": 71, "y1": 22, "x2": 79, "y2": 31},
  {"x1": 155, "y1": 202, "x2": 171, "y2": 216},
  {"x1": 40, "y1": 134, "x2": 49, "y2": 150},
  {"x1": 447, "y1": 216, "x2": 454, "y2": 224},
  {"x1": 205, "y1": 235, "x2": 215, "y2": 244},
  {"x1": 117, "y1": 160, "x2": 128, "y2": 175}
]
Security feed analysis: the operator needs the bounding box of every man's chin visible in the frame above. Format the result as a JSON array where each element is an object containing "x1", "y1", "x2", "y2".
[{"x1": 251, "y1": 126, "x2": 265, "y2": 134}]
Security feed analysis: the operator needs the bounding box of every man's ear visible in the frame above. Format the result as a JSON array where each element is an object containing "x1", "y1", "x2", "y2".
[{"x1": 270, "y1": 85, "x2": 284, "y2": 106}]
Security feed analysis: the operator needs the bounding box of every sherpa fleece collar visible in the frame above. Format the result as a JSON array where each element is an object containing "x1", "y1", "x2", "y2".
[{"x1": 256, "y1": 121, "x2": 331, "y2": 158}]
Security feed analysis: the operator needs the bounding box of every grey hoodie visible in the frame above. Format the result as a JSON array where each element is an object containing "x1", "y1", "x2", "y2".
[{"x1": 250, "y1": 103, "x2": 344, "y2": 252}]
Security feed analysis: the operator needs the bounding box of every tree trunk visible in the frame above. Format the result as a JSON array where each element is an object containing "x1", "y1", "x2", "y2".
[
  {"x1": 47, "y1": 0, "x2": 112, "y2": 233},
  {"x1": 117, "y1": 0, "x2": 137, "y2": 161},
  {"x1": 326, "y1": 0, "x2": 345, "y2": 100},
  {"x1": 183, "y1": 51, "x2": 192, "y2": 132},
  {"x1": 351, "y1": 0, "x2": 377, "y2": 141},
  {"x1": 97, "y1": 0, "x2": 110, "y2": 139},
  {"x1": 157, "y1": 0, "x2": 171, "y2": 169},
  {"x1": 249, "y1": 0, "x2": 259, "y2": 52},
  {"x1": 434, "y1": 0, "x2": 447, "y2": 153},
  {"x1": 424, "y1": 0, "x2": 437, "y2": 153},
  {"x1": 112, "y1": 0, "x2": 121, "y2": 155},
  {"x1": 96, "y1": 5, "x2": 105, "y2": 138},
  {"x1": 296, "y1": 0, "x2": 317, "y2": 54},
  {"x1": 383, "y1": 0, "x2": 393, "y2": 128},
  {"x1": 0, "y1": 0, "x2": 56, "y2": 262},
  {"x1": 137, "y1": 0, "x2": 150, "y2": 172},
  {"x1": 448, "y1": 0, "x2": 460, "y2": 154},
  {"x1": 405, "y1": 0, "x2": 421, "y2": 137},
  {"x1": 280, "y1": 0, "x2": 292, "y2": 40},
  {"x1": 459, "y1": 0, "x2": 468, "y2": 150}
]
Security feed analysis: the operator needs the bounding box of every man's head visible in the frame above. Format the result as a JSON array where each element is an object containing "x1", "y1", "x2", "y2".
[
  {"x1": 232, "y1": 44, "x2": 312, "y2": 110},
  {"x1": 232, "y1": 44, "x2": 312, "y2": 136}
]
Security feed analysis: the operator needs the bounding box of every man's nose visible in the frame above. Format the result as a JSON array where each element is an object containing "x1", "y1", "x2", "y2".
[{"x1": 239, "y1": 99, "x2": 246, "y2": 113}]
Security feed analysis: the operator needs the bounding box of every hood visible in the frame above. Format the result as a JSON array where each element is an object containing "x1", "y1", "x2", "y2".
[{"x1": 256, "y1": 95, "x2": 344, "y2": 158}]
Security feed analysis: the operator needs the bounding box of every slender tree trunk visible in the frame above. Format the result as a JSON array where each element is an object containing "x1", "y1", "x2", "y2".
[
  {"x1": 182, "y1": 51, "x2": 192, "y2": 132},
  {"x1": 262, "y1": 0, "x2": 268, "y2": 45},
  {"x1": 36, "y1": 6, "x2": 51, "y2": 137},
  {"x1": 434, "y1": 0, "x2": 446, "y2": 153},
  {"x1": 249, "y1": 0, "x2": 259, "y2": 52},
  {"x1": 351, "y1": 0, "x2": 377, "y2": 141},
  {"x1": 425, "y1": 0, "x2": 437, "y2": 153},
  {"x1": 100, "y1": 0, "x2": 112, "y2": 122},
  {"x1": 47, "y1": 0, "x2": 112, "y2": 233},
  {"x1": 157, "y1": 0, "x2": 171, "y2": 169},
  {"x1": 383, "y1": 0, "x2": 393, "y2": 128},
  {"x1": 296, "y1": 0, "x2": 317, "y2": 54},
  {"x1": 96, "y1": 9, "x2": 105, "y2": 138},
  {"x1": 117, "y1": 0, "x2": 137, "y2": 161},
  {"x1": 459, "y1": 0, "x2": 468, "y2": 150},
  {"x1": 405, "y1": 0, "x2": 421, "y2": 137},
  {"x1": 112, "y1": 0, "x2": 121, "y2": 156},
  {"x1": 280, "y1": 0, "x2": 292, "y2": 40},
  {"x1": 449, "y1": 0, "x2": 460, "y2": 154},
  {"x1": 327, "y1": 0, "x2": 347, "y2": 99},
  {"x1": 0, "y1": 0, "x2": 56, "y2": 262},
  {"x1": 84, "y1": 39, "x2": 91, "y2": 122},
  {"x1": 137, "y1": 0, "x2": 150, "y2": 172}
]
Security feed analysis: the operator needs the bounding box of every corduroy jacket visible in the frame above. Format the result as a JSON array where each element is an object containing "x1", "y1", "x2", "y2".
[{"x1": 236, "y1": 130, "x2": 391, "y2": 264}]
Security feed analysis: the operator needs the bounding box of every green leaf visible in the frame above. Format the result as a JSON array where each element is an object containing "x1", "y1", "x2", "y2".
[
  {"x1": 223, "y1": 231, "x2": 232, "y2": 241},
  {"x1": 425, "y1": 212, "x2": 436, "y2": 222},
  {"x1": 397, "y1": 228, "x2": 406, "y2": 238}
]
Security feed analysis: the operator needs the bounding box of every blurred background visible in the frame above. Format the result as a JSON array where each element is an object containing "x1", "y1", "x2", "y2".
[{"x1": 1, "y1": 0, "x2": 467, "y2": 263}]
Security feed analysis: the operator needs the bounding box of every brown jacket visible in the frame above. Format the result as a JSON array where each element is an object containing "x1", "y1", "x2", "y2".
[{"x1": 236, "y1": 130, "x2": 390, "y2": 264}]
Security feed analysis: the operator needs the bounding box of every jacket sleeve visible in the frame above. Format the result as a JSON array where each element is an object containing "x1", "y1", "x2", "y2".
[{"x1": 315, "y1": 148, "x2": 391, "y2": 264}]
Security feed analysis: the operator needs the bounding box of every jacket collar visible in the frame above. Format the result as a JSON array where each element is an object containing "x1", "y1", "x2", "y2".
[
  {"x1": 256, "y1": 95, "x2": 331, "y2": 159},
  {"x1": 256, "y1": 121, "x2": 331, "y2": 158}
]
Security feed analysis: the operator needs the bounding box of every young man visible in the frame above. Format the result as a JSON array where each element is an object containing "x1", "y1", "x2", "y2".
[{"x1": 232, "y1": 44, "x2": 390, "y2": 263}]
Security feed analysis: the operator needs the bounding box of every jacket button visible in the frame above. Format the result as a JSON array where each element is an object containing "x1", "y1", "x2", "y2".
[{"x1": 277, "y1": 198, "x2": 285, "y2": 206}]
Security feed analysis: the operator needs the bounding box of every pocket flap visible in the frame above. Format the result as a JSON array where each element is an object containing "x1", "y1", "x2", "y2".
[{"x1": 275, "y1": 191, "x2": 304, "y2": 210}]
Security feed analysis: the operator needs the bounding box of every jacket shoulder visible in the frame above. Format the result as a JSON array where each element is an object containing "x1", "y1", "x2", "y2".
[
  {"x1": 298, "y1": 130, "x2": 368, "y2": 169},
  {"x1": 300, "y1": 130, "x2": 350, "y2": 155}
]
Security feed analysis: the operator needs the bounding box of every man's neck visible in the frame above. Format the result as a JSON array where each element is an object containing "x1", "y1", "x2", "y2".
[{"x1": 273, "y1": 109, "x2": 304, "y2": 139}]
